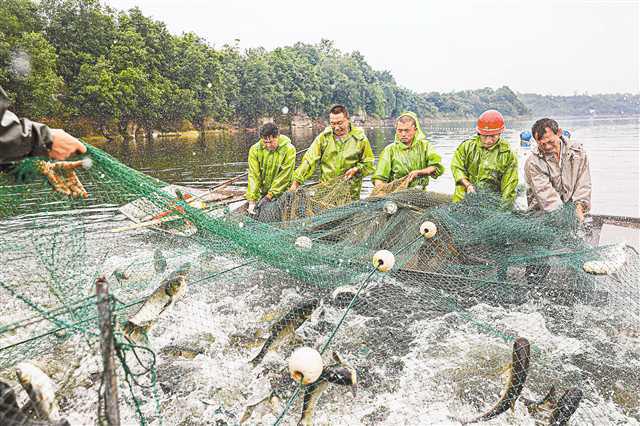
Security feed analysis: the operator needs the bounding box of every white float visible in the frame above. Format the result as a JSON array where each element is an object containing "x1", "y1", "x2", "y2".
[
  {"x1": 372, "y1": 249, "x2": 395, "y2": 272},
  {"x1": 289, "y1": 347, "x2": 323, "y2": 384},
  {"x1": 420, "y1": 221, "x2": 437, "y2": 239},
  {"x1": 295, "y1": 236, "x2": 313, "y2": 250}
]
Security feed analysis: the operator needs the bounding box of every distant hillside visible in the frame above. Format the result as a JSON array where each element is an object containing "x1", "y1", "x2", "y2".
[{"x1": 519, "y1": 93, "x2": 640, "y2": 116}]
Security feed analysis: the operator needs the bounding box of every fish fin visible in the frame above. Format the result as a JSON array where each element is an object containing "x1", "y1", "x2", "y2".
[
  {"x1": 499, "y1": 362, "x2": 512, "y2": 377},
  {"x1": 239, "y1": 405, "x2": 253, "y2": 424}
]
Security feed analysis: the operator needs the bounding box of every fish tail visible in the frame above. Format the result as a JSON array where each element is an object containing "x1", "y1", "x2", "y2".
[{"x1": 250, "y1": 336, "x2": 273, "y2": 366}]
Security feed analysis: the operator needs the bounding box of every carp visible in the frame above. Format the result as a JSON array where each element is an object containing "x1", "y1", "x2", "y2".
[
  {"x1": 14, "y1": 362, "x2": 59, "y2": 421},
  {"x1": 124, "y1": 263, "x2": 191, "y2": 344},
  {"x1": 521, "y1": 386, "x2": 582, "y2": 425},
  {"x1": 249, "y1": 299, "x2": 320, "y2": 366},
  {"x1": 455, "y1": 337, "x2": 531, "y2": 425}
]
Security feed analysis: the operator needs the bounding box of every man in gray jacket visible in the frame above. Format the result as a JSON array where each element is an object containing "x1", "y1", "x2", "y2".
[
  {"x1": 525, "y1": 118, "x2": 591, "y2": 223},
  {"x1": 1, "y1": 86, "x2": 85, "y2": 164}
]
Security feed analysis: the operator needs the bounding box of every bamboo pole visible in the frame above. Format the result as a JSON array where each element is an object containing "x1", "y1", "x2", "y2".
[{"x1": 96, "y1": 277, "x2": 120, "y2": 426}]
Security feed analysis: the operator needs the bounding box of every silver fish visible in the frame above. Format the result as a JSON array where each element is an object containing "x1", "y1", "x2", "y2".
[
  {"x1": 455, "y1": 337, "x2": 531, "y2": 425},
  {"x1": 15, "y1": 362, "x2": 59, "y2": 421},
  {"x1": 124, "y1": 263, "x2": 191, "y2": 344},
  {"x1": 250, "y1": 299, "x2": 320, "y2": 366},
  {"x1": 298, "y1": 352, "x2": 357, "y2": 426}
]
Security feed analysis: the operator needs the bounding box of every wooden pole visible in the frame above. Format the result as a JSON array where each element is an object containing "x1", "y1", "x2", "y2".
[{"x1": 96, "y1": 277, "x2": 121, "y2": 426}]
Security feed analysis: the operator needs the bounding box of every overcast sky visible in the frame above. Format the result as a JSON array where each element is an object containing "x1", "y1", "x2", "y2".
[{"x1": 104, "y1": 0, "x2": 639, "y2": 96}]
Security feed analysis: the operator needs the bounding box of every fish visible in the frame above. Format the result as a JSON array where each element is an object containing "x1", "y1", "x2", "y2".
[
  {"x1": 124, "y1": 263, "x2": 191, "y2": 344},
  {"x1": 239, "y1": 390, "x2": 280, "y2": 424},
  {"x1": 14, "y1": 362, "x2": 59, "y2": 421},
  {"x1": 298, "y1": 352, "x2": 357, "y2": 426},
  {"x1": 548, "y1": 388, "x2": 582, "y2": 426},
  {"x1": 521, "y1": 386, "x2": 557, "y2": 424},
  {"x1": 159, "y1": 345, "x2": 204, "y2": 359},
  {"x1": 249, "y1": 299, "x2": 320, "y2": 366},
  {"x1": 521, "y1": 386, "x2": 582, "y2": 425},
  {"x1": 154, "y1": 248, "x2": 167, "y2": 273},
  {"x1": 455, "y1": 337, "x2": 531, "y2": 425},
  {"x1": 583, "y1": 243, "x2": 627, "y2": 275}
]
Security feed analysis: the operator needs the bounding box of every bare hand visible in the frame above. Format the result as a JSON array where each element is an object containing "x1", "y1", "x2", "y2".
[
  {"x1": 466, "y1": 184, "x2": 476, "y2": 194},
  {"x1": 247, "y1": 201, "x2": 256, "y2": 215},
  {"x1": 406, "y1": 170, "x2": 422, "y2": 183},
  {"x1": 344, "y1": 167, "x2": 359, "y2": 180},
  {"x1": 576, "y1": 203, "x2": 585, "y2": 223},
  {"x1": 289, "y1": 181, "x2": 301, "y2": 192},
  {"x1": 48, "y1": 129, "x2": 86, "y2": 160}
]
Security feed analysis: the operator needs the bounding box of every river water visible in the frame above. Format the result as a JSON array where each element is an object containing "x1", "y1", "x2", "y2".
[{"x1": 94, "y1": 115, "x2": 640, "y2": 218}]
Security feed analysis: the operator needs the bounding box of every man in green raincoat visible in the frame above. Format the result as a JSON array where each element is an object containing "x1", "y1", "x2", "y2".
[
  {"x1": 288, "y1": 104, "x2": 375, "y2": 200},
  {"x1": 245, "y1": 122, "x2": 296, "y2": 214},
  {"x1": 372, "y1": 112, "x2": 444, "y2": 190},
  {"x1": 450, "y1": 109, "x2": 519, "y2": 206}
]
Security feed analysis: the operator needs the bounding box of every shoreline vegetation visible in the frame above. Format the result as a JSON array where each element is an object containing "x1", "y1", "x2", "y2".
[{"x1": 2, "y1": 0, "x2": 638, "y2": 143}]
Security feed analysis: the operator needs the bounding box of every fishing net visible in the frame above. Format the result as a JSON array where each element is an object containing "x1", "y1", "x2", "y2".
[{"x1": 0, "y1": 143, "x2": 638, "y2": 425}]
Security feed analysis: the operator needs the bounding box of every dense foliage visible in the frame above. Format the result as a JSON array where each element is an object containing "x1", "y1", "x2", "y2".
[{"x1": 0, "y1": 0, "x2": 635, "y2": 139}]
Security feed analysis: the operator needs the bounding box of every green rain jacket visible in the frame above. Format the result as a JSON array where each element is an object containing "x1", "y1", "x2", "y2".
[
  {"x1": 292, "y1": 125, "x2": 375, "y2": 199},
  {"x1": 372, "y1": 112, "x2": 444, "y2": 189},
  {"x1": 450, "y1": 135, "x2": 519, "y2": 205},
  {"x1": 245, "y1": 135, "x2": 296, "y2": 201}
]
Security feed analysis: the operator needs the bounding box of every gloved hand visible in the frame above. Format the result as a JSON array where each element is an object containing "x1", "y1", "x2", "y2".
[{"x1": 247, "y1": 201, "x2": 257, "y2": 215}]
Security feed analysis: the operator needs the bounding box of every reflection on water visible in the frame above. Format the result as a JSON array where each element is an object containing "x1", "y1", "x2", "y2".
[{"x1": 93, "y1": 116, "x2": 639, "y2": 217}]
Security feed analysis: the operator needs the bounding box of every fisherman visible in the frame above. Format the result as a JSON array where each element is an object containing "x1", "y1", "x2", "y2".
[
  {"x1": 372, "y1": 111, "x2": 444, "y2": 190},
  {"x1": 525, "y1": 118, "x2": 591, "y2": 223},
  {"x1": 450, "y1": 109, "x2": 519, "y2": 206},
  {"x1": 0, "y1": 86, "x2": 86, "y2": 165},
  {"x1": 288, "y1": 104, "x2": 375, "y2": 200},
  {"x1": 245, "y1": 122, "x2": 297, "y2": 215}
]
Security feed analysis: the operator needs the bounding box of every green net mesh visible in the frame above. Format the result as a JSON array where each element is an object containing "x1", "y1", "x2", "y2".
[{"x1": 0, "y1": 144, "x2": 638, "y2": 425}]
